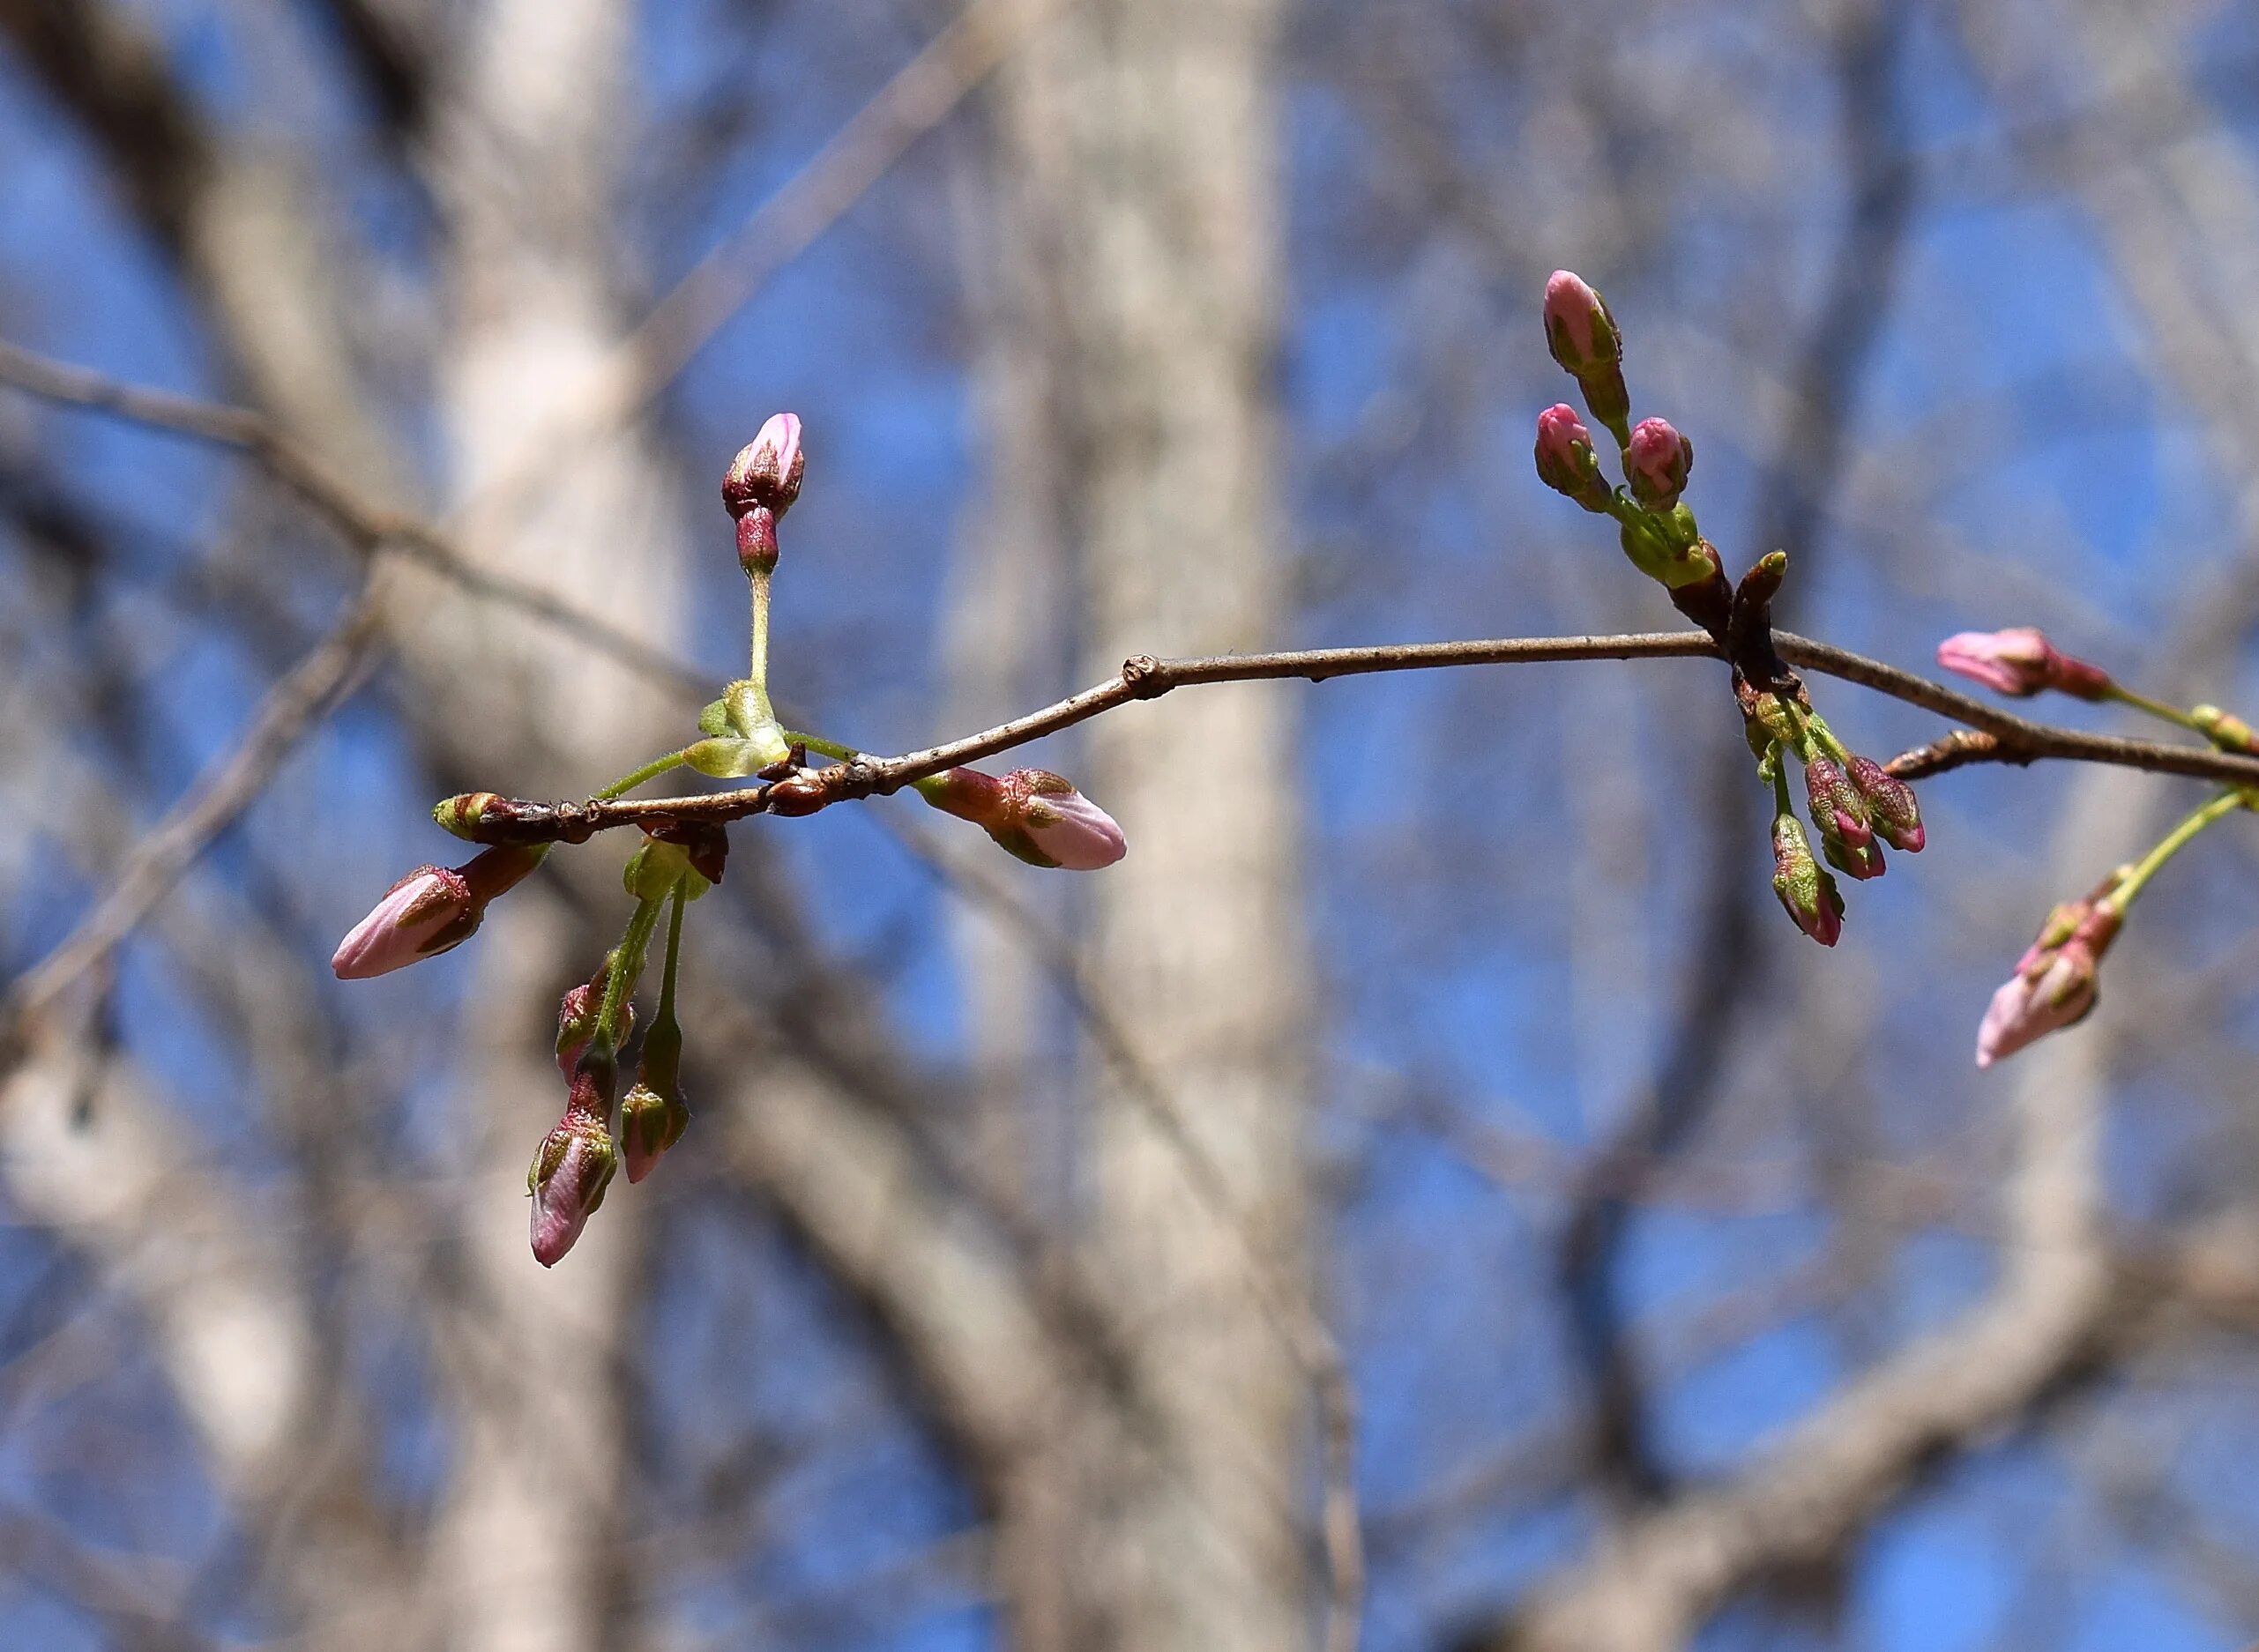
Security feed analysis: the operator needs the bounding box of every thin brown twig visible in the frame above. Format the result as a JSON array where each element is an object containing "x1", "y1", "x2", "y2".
[
  {"x1": 452, "y1": 631, "x2": 2259, "y2": 845},
  {"x1": 0, "y1": 574, "x2": 389, "y2": 1065}
]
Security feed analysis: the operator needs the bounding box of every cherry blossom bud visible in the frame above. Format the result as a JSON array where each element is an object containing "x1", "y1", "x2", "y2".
[
  {"x1": 1624, "y1": 417, "x2": 1693, "y2": 511},
  {"x1": 1542, "y1": 270, "x2": 1630, "y2": 441},
  {"x1": 917, "y1": 767, "x2": 1127, "y2": 869},
  {"x1": 621, "y1": 1016, "x2": 688, "y2": 1184},
  {"x1": 1846, "y1": 754, "x2": 1925, "y2": 852},
  {"x1": 1543, "y1": 271, "x2": 1621, "y2": 379},
  {"x1": 1771, "y1": 813, "x2": 1844, "y2": 947},
  {"x1": 555, "y1": 968, "x2": 631, "y2": 1078},
  {"x1": 331, "y1": 845, "x2": 543, "y2": 979},
  {"x1": 1975, "y1": 905, "x2": 2121, "y2": 1068},
  {"x1": 1016, "y1": 776, "x2": 1128, "y2": 869},
  {"x1": 527, "y1": 1112, "x2": 618, "y2": 1267},
  {"x1": 1805, "y1": 755, "x2": 1884, "y2": 880},
  {"x1": 619, "y1": 1083, "x2": 689, "y2": 1185},
  {"x1": 1533, "y1": 404, "x2": 1611, "y2": 512},
  {"x1": 721, "y1": 413, "x2": 804, "y2": 521},
  {"x1": 1936, "y1": 629, "x2": 2112, "y2": 701},
  {"x1": 722, "y1": 414, "x2": 803, "y2": 574}
]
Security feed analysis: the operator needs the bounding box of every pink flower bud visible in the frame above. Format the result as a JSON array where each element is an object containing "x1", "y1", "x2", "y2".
[
  {"x1": 331, "y1": 846, "x2": 542, "y2": 979},
  {"x1": 553, "y1": 970, "x2": 632, "y2": 1079},
  {"x1": 527, "y1": 1113, "x2": 618, "y2": 1267},
  {"x1": 917, "y1": 767, "x2": 1127, "y2": 870},
  {"x1": 1974, "y1": 906, "x2": 2120, "y2": 1068},
  {"x1": 1624, "y1": 417, "x2": 1693, "y2": 510},
  {"x1": 1846, "y1": 755, "x2": 1924, "y2": 852},
  {"x1": 332, "y1": 867, "x2": 471, "y2": 979},
  {"x1": 721, "y1": 413, "x2": 805, "y2": 520},
  {"x1": 1771, "y1": 813, "x2": 1844, "y2": 947},
  {"x1": 619, "y1": 1083, "x2": 689, "y2": 1184},
  {"x1": 1015, "y1": 773, "x2": 1128, "y2": 870},
  {"x1": 1533, "y1": 404, "x2": 1611, "y2": 511},
  {"x1": 1543, "y1": 271, "x2": 1621, "y2": 379},
  {"x1": 1936, "y1": 629, "x2": 2112, "y2": 700}
]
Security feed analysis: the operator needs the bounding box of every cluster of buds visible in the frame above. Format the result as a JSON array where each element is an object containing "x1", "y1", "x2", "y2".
[
  {"x1": 1533, "y1": 272, "x2": 1729, "y2": 631},
  {"x1": 335, "y1": 414, "x2": 1131, "y2": 1266},
  {"x1": 1532, "y1": 271, "x2": 1924, "y2": 945},
  {"x1": 1941, "y1": 623, "x2": 2258, "y2": 1065},
  {"x1": 1751, "y1": 704, "x2": 1926, "y2": 947}
]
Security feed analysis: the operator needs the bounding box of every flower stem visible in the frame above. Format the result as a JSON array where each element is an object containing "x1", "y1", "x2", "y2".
[
  {"x1": 2105, "y1": 682, "x2": 2209, "y2": 736},
  {"x1": 749, "y1": 565, "x2": 773, "y2": 691},
  {"x1": 657, "y1": 878, "x2": 687, "y2": 1029},
  {"x1": 2100, "y1": 789, "x2": 2246, "y2": 913},
  {"x1": 782, "y1": 730, "x2": 861, "y2": 763},
  {"x1": 596, "y1": 897, "x2": 664, "y2": 1046},
  {"x1": 597, "y1": 750, "x2": 690, "y2": 800}
]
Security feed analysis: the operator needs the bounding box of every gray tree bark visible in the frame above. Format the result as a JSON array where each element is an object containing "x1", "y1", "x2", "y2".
[{"x1": 981, "y1": 2, "x2": 1314, "y2": 1646}]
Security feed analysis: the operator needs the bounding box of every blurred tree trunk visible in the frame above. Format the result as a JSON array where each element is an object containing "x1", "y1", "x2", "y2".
[
  {"x1": 982, "y1": 1, "x2": 1312, "y2": 1647},
  {"x1": 418, "y1": 2, "x2": 682, "y2": 1648}
]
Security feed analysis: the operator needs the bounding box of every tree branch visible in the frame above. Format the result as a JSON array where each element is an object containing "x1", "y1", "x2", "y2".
[{"x1": 446, "y1": 629, "x2": 2259, "y2": 846}]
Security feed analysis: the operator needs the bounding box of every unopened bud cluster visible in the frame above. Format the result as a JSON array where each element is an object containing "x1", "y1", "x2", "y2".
[
  {"x1": 1531, "y1": 271, "x2": 1924, "y2": 947},
  {"x1": 332, "y1": 414, "x2": 1129, "y2": 1267}
]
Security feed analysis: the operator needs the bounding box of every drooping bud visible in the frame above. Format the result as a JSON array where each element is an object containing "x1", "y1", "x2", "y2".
[
  {"x1": 1846, "y1": 754, "x2": 1924, "y2": 852},
  {"x1": 1533, "y1": 404, "x2": 1612, "y2": 512},
  {"x1": 527, "y1": 1112, "x2": 618, "y2": 1267},
  {"x1": 1542, "y1": 271, "x2": 1630, "y2": 442},
  {"x1": 618, "y1": 1084, "x2": 688, "y2": 1185},
  {"x1": 1771, "y1": 813, "x2": 1844, "y2": 947},
  {"x1": 1936, "y1": 629, "x2": 2112, "y2": 700},
  {"x1": 331, "y1": 845, "x2": 544, "y2": 979},
  {"x1": 917, "y1": 767, "x2": 1127, "y2": 869},
  {"x1": 1624, "y1": 417, "x2": 1693, "y2": 511},
  {"x1": 1805, "y1": 755, "x2": 1883, "y2": 881},
  {"x1": 555, "y1": 966, "x2": 631, "y2": 1078},
  {"x1": 1975, "y1": 904, "x2": 2121, "y2": 1068}
]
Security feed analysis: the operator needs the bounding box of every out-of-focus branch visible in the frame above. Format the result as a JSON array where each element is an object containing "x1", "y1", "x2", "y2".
[
  {"x1": 0, "y1": 573, "x2": 386, "y2": 1068},
  {"x1": 454, "y1": 0, "x2": 1056, "y2": 532},
  {"x1": 0, "y1": 339, "x2": 706, "y2": 701}
]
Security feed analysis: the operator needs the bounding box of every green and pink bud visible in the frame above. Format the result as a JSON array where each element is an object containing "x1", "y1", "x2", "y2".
[
  {"x1": 332, "y1": 845, "x2": 544, "y2": 979},
  {"x1": 1771, "y1": 813, "x2": 1844, "y2": 947},
  {"x1": 917, "y1": 767, "x2": 1127, "y2": 870},
  {"x1": 1542, "y1": 270, "x2": 1629, "y2": 442},
  {"x1": 1533, "y1": 404, "x2": 1612, "y2": 511},
  {"x1": 1846, "y1": 754, "x2": 1924, "y2": 852},
  {"x1": 619, "y1": 1016, "x2": 687, "y2": 1185},
  {"x1": 1936, "y1": 628, "x2": 2111, "y2": 701},
  {"x1": 527, "y1": 1111, "x2": 618, "y2": 1267},
  {"x1": 1975, "y1": 902, "x2": 2121, "y2": 1068},
  {"x1": 1624, "y1": 417, "x2": 1693, "y2": 511},
  {"x1": 553, "y1": 969, "x2": 631, "y2": 1079},
  {"x1": 1805, "y1": 755, "x2": 1885, "y2": 881}
]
